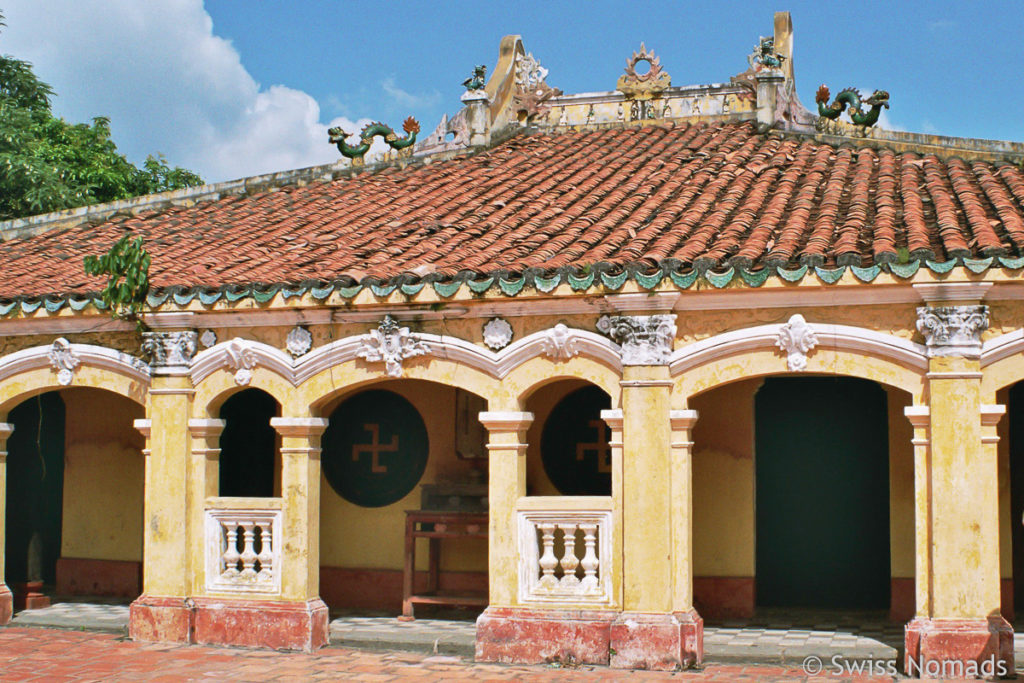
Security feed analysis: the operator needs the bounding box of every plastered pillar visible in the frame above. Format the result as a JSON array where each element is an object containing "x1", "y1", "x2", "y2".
[
  {"x1": 186, "y1": 418, "x2": 224, "y2": 594},
  {"x1": 670, "y1": 410, "x2": 699, "y2": 618},
  {"x1": 129, "y1": 350, "x2": 196, "y2": 644},
  {"x1": 905, "y1": 301, "x2": 1013, "y2": 678},
  {"x1": 0, "y1": 423, "x2": 14, "y2": 624}
]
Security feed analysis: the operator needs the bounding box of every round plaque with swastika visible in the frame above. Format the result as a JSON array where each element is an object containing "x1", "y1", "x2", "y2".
[
  {"x1": 322, "y1": 389, "x2": 429, "y2": 508},
  {"x1": 541, "y1": 385, "x2": 612, "y2": 496}
]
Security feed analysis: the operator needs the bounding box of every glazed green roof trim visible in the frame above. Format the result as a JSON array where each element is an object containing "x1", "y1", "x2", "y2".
[{"x1": 0, "y1": 256, "x2": 1020, "y2": 319}]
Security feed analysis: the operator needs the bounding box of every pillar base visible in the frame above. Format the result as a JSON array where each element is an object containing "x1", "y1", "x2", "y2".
[
  {"x1": 0, "y1": 584, "x2": 12, "y2": 625},
  {"x1": 475, "y1": 606, "x2": 617, "y2": 665},
  {"x1": 13, "y1": 581, "x2": 50, "y2": 611},
  {"x1": 192, "y1": 597, "x2": 329, "y2": 652},
  {"x1": 129, "y1": 595, "x2": 195, "y2": 644},
  {"x1": 609, "y1": 610, "x2": 703, "y2": 671},
  {"x1": 904, "y1": 616, "x2": 1013, "y2": 679}
]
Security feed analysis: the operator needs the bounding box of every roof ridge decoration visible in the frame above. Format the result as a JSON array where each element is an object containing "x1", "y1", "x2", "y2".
[
  {"x1": 329, "y1": 117, "x2": 421, "y2": 166},
  {"x1": 512, "y1": 51, "x2": 562, "y2": 124},
  {"x1": 814, "y1": 85, "x2": 890, "y2": 137}
]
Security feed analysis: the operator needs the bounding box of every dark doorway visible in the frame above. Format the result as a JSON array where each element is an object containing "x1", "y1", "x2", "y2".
[
  {"x1": 218, "y1": 389, "x2": 279, "y2": 497},
  {"x1": 4, "y1": 392, "x2": 66, "y2": 585},
  {"x1": 1009, "y1": 382, "x2": 1024, "y2": 613},
  {"x1": 755, "y1": 377, "x2": 890, "y2": 608}
]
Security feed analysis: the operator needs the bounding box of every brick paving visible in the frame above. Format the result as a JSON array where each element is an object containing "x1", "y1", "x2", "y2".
[{"x1": 0, "y1": 627, "x2": 898, "y2": 681}]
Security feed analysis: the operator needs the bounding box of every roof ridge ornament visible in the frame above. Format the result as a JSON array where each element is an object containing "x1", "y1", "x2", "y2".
[
  {"x1": 328, "y1": 117, "x2": 421, "y2": 166},
  {"x1": 616, "y1": 43, "x2": 671, "y2": 101},
  {"x1": 358, "y1": 315, "x2": 430, "y2": 377},
  {"x1": 815, "y1": 85, "x2": 890, "y2": 137},
  {"x1": 513, "y1": 52, "x2": 562, "y2": 124}
]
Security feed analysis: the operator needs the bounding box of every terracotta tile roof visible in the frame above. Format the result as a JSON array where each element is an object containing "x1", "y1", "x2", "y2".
[{"x1": 4, "y1": 120, "x2": 1024, "y2": 300}]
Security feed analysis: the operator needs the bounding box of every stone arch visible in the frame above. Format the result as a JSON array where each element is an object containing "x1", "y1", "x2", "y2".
[
  {"x1": 503, "y1": 356, "x2": 622, "y2": 410},
  {"x1": 193, "y1": 368, "x2": 295, "y2": 419},
  {"x1": 981, "y1": 330, "x2": 1024, "y2": 399},
  {"x1": 0, "y1": 342, "x2": 149, "y2": 415},
  {"x1": 671, "y1": 321, "x2": 927, "y2": 405}
]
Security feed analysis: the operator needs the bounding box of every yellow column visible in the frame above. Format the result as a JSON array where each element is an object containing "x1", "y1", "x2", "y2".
[
  {"x1": 129, "y1": 331, "x2": 197, "y2": 644},
  {"x1": 187, "y1": 418, "x2": 224, "y2": 593},
  {"x1": 0, "y1": 422, "x2": 13, "y2": 624},
  {"x1": 598, "y1": 313, "x2": 701, "y2": 670},
  {"x1": 270, "y1": 417, "x2": 328, "y2": 605},
  {"x1": 600, "y1": 409, "x2": 624, "y2": 608},
  {"x1": 477, "y1": 411, "x2": 532, "y2": 607},
  {"x1": 905, "y1": 302, "x2": 1012, "y2": 676}
]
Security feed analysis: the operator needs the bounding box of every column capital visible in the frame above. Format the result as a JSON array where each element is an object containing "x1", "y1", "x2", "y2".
[
  {"x1": 0, "y1": 423, "x2": 13, "y2": 441},
  {"x1": 478, "y1": 411, "x2": 534, "y2": 432},
  {"x1": 916, "y1": 305, "x2": 988, "y2": 358},
  {"x1": 598, "y1": 314, "x2": 676, "y2": 366},
  {"x1": 188, "y1": 418, "x2": 226, "y2": 439},
  {"x1": 600, "y1": 409, "x2": 623, "y2": 430},
  {"x1": 141, "y1": 331, "x2": 198, "y2": 375},
  {"x1": 981, "y1": 404, "x2": 1006, "y2": 428},
  {"x1": 269, "y1": 417, "x2": 328, "y2": 438},
  {"x1": 133, "y1": 418, "x2": 152, "y2": 439},
  {"x1": 904, "y1": 405, "x2": 930, "y2": 428},
  {"x1": 670, "y1": 409, "x2": 699, "y2": 431}
]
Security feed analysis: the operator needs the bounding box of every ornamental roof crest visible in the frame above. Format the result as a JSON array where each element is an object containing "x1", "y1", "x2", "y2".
[
  {"x1": 616, "y1": 43, "x2": 671, "y2": 100},
  {"x1": 513, "y1": 52, "x2": 562, "y2": 121}
]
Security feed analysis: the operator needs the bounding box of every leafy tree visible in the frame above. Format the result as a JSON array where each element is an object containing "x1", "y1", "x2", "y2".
[{"x1": 0, "y1": 12, "x2": 203, "y2": 220}]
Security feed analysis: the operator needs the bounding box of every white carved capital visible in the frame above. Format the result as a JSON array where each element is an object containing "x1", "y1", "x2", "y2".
[
  {"x1": 142, "y1": 331, "x2": 198, "y2": 373},
  {"x1": 776, "y1": 314, "x2": 818, "y2": 371},
  {"x1": 597, "y1": 314, "x2": 677, "y2": 366},
  {"x1": 357, "y1": 315, "x2": 430, "y2": 377},
  {"x1": 48, "y1": 337, "x2": 81, "y2": 385},
  {"x1": 916, "y1": 305, "x2": 988, "y2": 358}
]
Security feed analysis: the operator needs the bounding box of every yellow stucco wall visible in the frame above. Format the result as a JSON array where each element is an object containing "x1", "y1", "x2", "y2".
[
  {"x1": 691, "y1": 378, "x2": 757, "y2": 577},
  {"x1": 318, "y1": 379, "x2": 487, "y2": 573},
  {"x1": 60, "y1": 388, "x2": 145, "y2": 562},
  {"x1": 887, "y1": 386, "x2": 915, "y2": 579}
]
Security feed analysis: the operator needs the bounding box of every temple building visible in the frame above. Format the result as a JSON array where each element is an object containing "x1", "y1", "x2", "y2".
[{"x1": 2, "y1": 12, "x2": 1024, "y2": 676}]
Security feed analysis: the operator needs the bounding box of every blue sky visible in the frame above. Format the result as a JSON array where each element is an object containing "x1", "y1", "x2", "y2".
[{"x1": 3, "y1": 1, "x2": 1022, "y2": 183}]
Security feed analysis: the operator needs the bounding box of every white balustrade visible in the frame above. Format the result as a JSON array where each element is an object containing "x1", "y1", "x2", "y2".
[
  {"x1": 517, "y1": 502, "x2": 613, "y2": 606},
  {"x1": 205, "y1": 507, "x2": 282, "y2": 595}
]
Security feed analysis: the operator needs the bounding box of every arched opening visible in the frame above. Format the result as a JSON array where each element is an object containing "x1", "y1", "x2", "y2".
[
  {"x1": 316, "y1": 379, "x2": 488, "y2": 615},
  {"x1": 524, "y1": 379, "x2": 613, "y2": 497},
  {"x1": 1007, "y1": 381, "x2": 1024, "y2": 618},
  {"x1": 5, "y1": 387, "x2": 144, "y2": 610},
  {"x1": 218, "y1": 388, "x2": 280, "y2": 498},
  {"x1": 689, "y1": 375, "x2": 912, "y2": 622}
]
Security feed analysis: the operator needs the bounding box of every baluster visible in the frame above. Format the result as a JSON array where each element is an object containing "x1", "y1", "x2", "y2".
[
  {"x1": 256, "y1": 524, "x2": 273, "y2": 581},
  {"x1": 579, "y1": 523, "x2": 600, "y2": 592},
  {"x1": 221, "y1": 522, "x2": 241, "y2": 578},
  {"x1": 239, "y1": 521, "x2": 258, "y2": 579},
  {"x1": 558, "y1": 523, "x2": 580, "y2": 588},
  {"x1": 537, "y1": 522, "x2": 558, "y2": 590}
]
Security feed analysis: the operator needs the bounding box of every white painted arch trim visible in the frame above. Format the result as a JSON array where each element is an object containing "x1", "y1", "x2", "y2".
[
  {"x1": 0, "y1": 341, "x2": 150, "y2": 386},
  {"x1": 669, "y1": 322, "x2": 928, "y2": 376},
  {"x1": 191, "y1": 327, "x2": 622, "y2": 387},
  {"x1": 981, "y1": 329, "x2": 1024, "y2": 368}
]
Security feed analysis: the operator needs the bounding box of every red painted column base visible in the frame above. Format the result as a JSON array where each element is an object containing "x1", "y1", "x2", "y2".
[
  {"x1": 475, "y1": 607, "x2": 617, "y2": 665},
  {"x1": 609, "y1": 609, "x2": 703, "y2": 671},
  {"x1": 129, "y1": 595, "x2": 195, "y2": 644},
  {"x1": 0, "y1": 584, "x2": 12, "y2": 625},
  {"x1": 192, "y1": 597, "x2": 329, "y2": 652},
  {"x1": 904, "y1": 616, "x2": 1014, "y2": 679}
]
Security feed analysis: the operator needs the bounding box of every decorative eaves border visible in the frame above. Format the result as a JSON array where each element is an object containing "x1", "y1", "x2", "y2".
[{"x1": 1, "y1": 256, "x2": 1021, "y2": 317}]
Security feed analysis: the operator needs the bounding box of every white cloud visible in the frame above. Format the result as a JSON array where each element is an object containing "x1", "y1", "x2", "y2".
[{"x1": 0, "y1": 0, "x2": 372, "y2": 183}]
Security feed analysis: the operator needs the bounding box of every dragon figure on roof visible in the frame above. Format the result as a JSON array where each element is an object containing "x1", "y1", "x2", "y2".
[
  {"x1": 328, "y1": 116, "x2": 421, "y2": 165},
  {"x1": 815, "y1": 85, "x2": 889, "y2": 136}
]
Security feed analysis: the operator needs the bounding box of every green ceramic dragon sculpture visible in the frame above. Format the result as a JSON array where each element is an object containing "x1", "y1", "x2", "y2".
[
  {"x1": 815, "y1": 85, "x2": 890, "y2": 129},
  {"x1": 328, "y1": 116, "x2": 420, "y2": 165}
]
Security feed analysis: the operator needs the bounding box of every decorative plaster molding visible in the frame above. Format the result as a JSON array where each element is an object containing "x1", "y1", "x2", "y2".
[
  {"x1": 0, "y1": 340, "x2": 149, "y2": 387},
  {"x1": 916, "y1": 305, "x2": 988, "y2": 358},
  {"x1": 775, "y1": 314, "x2": 818, "y2": 371},
  {"x1": 981, "y1": 404, "x2": 1006, "y2": 427},
  {"x1": 188, "y1": 418, "x2": 227, "y2": 439},
  {"x1": 224, "y1": 338, "x2": 258, "y2": 385},
  {"x1": 48, "y1": 337, "x2": 81, "y2": 385},
  {"x1": 133, "y1": 418, "x2": 152, "y2": 439},
  {"x1": 914, "y1": 282, "x2": 993, "y2": 304},
  {"x1": 483, "y1": 318, "x2": 514, "y2": 351},
  {"x1": 478, "y1": 411, "x2": 534, "y2": 432},
  {"x1": 597, "y1": 314, "x2": 676, "y2": 365},
  {"x1": 199, "y1": 329, "x2": 218, "y2": 349},
  {"x1": 142, "y1": 331, "x2": 198, "y2": 373},
  {"x1": 286, "y1": 326, "x2": 313, "y2": 358},
  {"x1": 669, "y1": 409, "x2": 699, "y2": 431},
  {"x1": 357, "y1": 315, "x2": 430, "y2": 378},
  {"x1": 269, "y1": 416, "x2": 329, "y2": 438},
  {"x1": 669, "y1": 321, "x2": 928, "y2": 376},
  {"x1": 540, "y1": 323, "x2": 580, "y2": 361}
]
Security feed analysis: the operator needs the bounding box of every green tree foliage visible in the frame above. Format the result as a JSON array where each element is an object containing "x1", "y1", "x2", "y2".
[
  {"x1": 83, "y1": 233, "x2": 151, "y2": 327},
  {"x1": 0, "y1": 13, "x2": 203, "y2": 220}
]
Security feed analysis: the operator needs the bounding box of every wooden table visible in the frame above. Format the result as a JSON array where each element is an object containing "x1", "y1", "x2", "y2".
[{"x1": 401, "y1": 510, "x2": 488, "y2": 619}]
